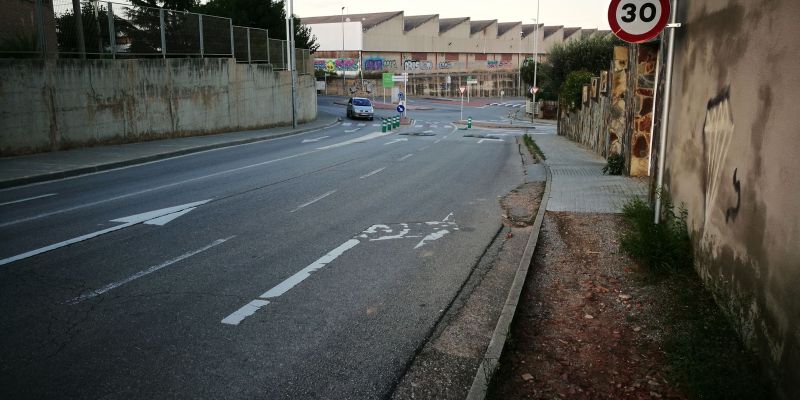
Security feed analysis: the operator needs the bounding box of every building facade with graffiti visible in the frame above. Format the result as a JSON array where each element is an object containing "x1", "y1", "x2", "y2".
[{"x1": 301, "y1": 11, "x2": 609, "y2": 89}]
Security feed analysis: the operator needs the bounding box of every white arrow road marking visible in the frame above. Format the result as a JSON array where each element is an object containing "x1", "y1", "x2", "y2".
[
  {"x1": 67, "y1": 236, "x2": 234, "y2": 304},
  {"x1": 289, "y1": 190, "x2": 336, "y2": 213},
  {"x1": 384, "y1": 138, "x2": 408, "y2": 145},
  {"x1": 398, "y1": 154, "x2": 414, "y2": 161},
  {"x1": 301, "y1": 136, "x2": 329, "y2": 143},
  {"x1": 0, "y1": 199, "x2": 211, "y2": 267},
  {"x1": 360, "y1": 167, "x2": 386, "y2": 179},
  {"x1": 0, "y1": 193, "x2": 58, "y2": 207},
  {"x1": 222, "y1": 212, "x2": 458, "y2": 325}
]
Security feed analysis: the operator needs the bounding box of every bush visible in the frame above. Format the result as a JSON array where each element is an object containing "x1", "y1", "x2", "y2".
[
  {"x1": 620, "y1": 193, "x2": 693, "y2": 273},
  {"x1": 560, "y1": 71, "x2": 592, "y2": 111},
  {"x1": 522, "y1": 134, "x2": 545, "y2": 161},
  {"x1": 603, "y1": 153, "x2": 625, "y2": 175}
]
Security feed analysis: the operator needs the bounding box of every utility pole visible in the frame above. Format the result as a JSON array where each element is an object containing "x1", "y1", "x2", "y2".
[{"x1": 654, "y1": 0, "x2": 680, "y2": 224}]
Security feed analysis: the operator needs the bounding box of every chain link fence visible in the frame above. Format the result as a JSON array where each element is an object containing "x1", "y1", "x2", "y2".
[{"x1": 1, "y1": 0, "x2": 310, "y2": 72}]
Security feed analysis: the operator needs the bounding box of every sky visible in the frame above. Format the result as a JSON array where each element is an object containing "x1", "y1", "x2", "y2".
[{"x1": 293, "y1": 0, "x2": 611, "y2": 30}]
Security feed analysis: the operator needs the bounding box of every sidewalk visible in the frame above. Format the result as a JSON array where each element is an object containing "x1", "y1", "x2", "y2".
[
  {"x1": 0, "y1": 113, "x2": 339, "y2": 189},
  {"x1": 535, "y1": 134, "x2": 648, "y2": 212}
]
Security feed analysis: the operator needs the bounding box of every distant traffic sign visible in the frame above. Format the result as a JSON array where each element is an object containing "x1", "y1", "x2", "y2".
[
  {"x1": 398, "y1": 92, "x2": 405, "y2": 100},
  {"x1": 530, "y1": 87, "x2": 539, "y2": 94},
  {"x1": 397, "y1": 104, "x2": 405, "y2": 113},
  {"x1": 459, "y1": 87, "x2": 466, "y2": 95},
  {"x1": 608, "y1": 0, "x2": 670, "y2": 43},
  {"x1": 466, "y1": 79, "x2": 478, "y2": 85},
  {"x1": 382, "y1": 73, "x2": 393, "y2": 88}
]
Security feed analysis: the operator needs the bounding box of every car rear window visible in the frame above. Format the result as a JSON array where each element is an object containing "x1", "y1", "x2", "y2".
[{"x1": 353, "y1": 99, "x2": 371, "y2": 106}]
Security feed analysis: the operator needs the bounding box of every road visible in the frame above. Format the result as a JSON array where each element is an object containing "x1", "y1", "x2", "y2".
[{"x1": 0, "y1": 96, "x2": 551, "y2": 399}]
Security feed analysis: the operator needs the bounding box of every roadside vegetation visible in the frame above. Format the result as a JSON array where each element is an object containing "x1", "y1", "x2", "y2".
[
  {"x1": 522, "y1": 134, "x2": 546, "y2": 161},
  {"x1": 619, "y1": 195, "x2": 773, "y2": 399}
]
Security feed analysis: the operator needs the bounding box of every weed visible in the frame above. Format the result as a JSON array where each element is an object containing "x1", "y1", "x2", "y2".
[
  {"x1": 522, "y1": 134, "x2": 546, "y2": 161},
  {"x1": 620, "y1": 193, "x2": 692, "y2": 273},
  {"x1": 603, "y1": 152, "x2": 625, "y2": 175}
]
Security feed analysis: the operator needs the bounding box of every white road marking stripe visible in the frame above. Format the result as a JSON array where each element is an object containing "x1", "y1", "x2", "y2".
[
  {"x1": 423, "y1": 130, "x2": 433, "y2": 133},
  {"x1": 67, "y1": 237, "x2": 233, "y2": 304},
  {"x1": 342, "y1": 122, "x2": 352, "y2": 126},
  {"x1": 301, "y1": 135, "x2": 329, "y2": 144},
  {"x1": 414, "y1": 230, "x2": 450, "y2": 249},
  {"x1": 357, "y1": 123, "x2": 366, "y2": 126},
  {"x1": 289, "y1": 190, "x2": 336, "y2": 213},
  {"x1": 419, "y1": 146, "x2": 429, "y2": 151},
  {"x1": 398, "y1": 154, "x2": 414, "y2": 161},
  {"x1": 0, "y1": 150, "x2": 320, "y2": 228},
  {"x1": 221, "y1": 299, "x2": 271, "y2": 325},
  {"x1": 317, "y1": 131, "x2": 390, "y2": 150},
  {"x1": 344, "y1": 128, "x2": 361, "y2": 133},
  {"x1": 0, "y1": 193, "x2": 57, "y2": 207},
  {"x1": 477, "y1": 139, "x2": 504, "y2": 144},
  {"x1": 360, "y1": 167, "x2": 386, "y2": 179},
  {"x1": 372, "y1": 124, "x2": 380, "y2": 126},
  {"x1": 434, "y1": 139, "x2": 443, "y2": 144},
  {"x1": 222, "y1": 238, "x2": 361, "y2": 325}
]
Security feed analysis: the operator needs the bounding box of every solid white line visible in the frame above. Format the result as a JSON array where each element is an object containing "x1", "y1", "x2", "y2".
[
  {"x1": 221, "y1": 299, "x2": 270, "y2": 325},
  {"x1": 398, "y1": 154, "x2": 414, "y2": 161},
  {"x1": 289, "y1": 190, "x2": 336, "y2": 213},
  {"x1": 360, "y1": 167, "x2": 386, "y2": 179},
  {"x1": 67, "y1": 237, "x2": 234, "y2": 304},
  {"x1": 0, "y1": 193, "x2": 57, "y2": 207},
  {"x1": 0, "y1": 222, "x2": 137, "y2": 266},
  {"x1": 259, "y1": 238, "x2": 360, "y2": 299},
  {"x1": 423, "y1": 130, "x2": 433, "y2": 133},
  {"x1": 222, "y1": 238, "x2": 361, "y2": 325},
  {"x1": 0, "y1": 150, "x2": 321, "y2": 228},
  {"x1": 344, "y1": 128, "x2": 361, "y2": 133}
]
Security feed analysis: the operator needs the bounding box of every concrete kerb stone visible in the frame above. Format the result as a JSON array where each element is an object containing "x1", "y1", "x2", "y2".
[
  {"x1": 465, "y1": 162, "x2": 553, "y2": 400},
  {"x1": 453, "y1": 120, "x2": 535, "y2": 130},
  {"x1": 0, "y1": 117, "x2": 340, "y2": 189}
]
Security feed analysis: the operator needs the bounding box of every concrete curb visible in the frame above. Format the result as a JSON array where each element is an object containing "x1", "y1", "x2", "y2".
[
  {"x1": 453, "y1": 120, "x2": 536, "y2": 130},
  {"x1": 0, "y1": 117, "x2": 340, "y2": 189},
  {"x1": 465, "y1": 161, "x2": 553, "y2": 400}
]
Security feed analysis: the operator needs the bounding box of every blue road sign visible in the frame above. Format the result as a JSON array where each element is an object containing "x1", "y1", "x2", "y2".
[
  {"x1": 398, "y1": 92, "x2": 405, "y2": 100},
  {"x1": 397, "y1": 104, "x2": 406, "y2": 113}
]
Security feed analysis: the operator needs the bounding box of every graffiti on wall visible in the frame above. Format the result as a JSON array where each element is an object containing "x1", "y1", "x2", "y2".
[
  {"x1": 487, "y1": 60, "x2": 513, "y2": 69},
  {"x1": 363, "y1": 58, "x2": 398, "y2": 71},
  {"x1": 403, "y1": 59, "x2": 433, "y2": 71},
  {"x1": 702, "y1": 87, "x2": 739, "y2": 227},
  {"x1": 313, "y1": 58, "x2": 360, "y2": 72}
]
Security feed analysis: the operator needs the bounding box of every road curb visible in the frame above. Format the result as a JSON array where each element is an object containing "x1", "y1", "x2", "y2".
[
  {"x1": 465, "y1": 161, "x2": 553, "y2": 400},
  {"x1": 0, "y1": 118, "x2": 340, "y2": 189}
]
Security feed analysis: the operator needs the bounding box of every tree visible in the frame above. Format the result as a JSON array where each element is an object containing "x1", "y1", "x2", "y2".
[
  {"x1": 560, "y1": 70, "x2": 593, "y2": 110},
  {"x1": 522, "y1": 35, "x2": 622, "y2": 103},
  {"x1": 193, "y1": 0, "x2": 318, "y2": 51}
]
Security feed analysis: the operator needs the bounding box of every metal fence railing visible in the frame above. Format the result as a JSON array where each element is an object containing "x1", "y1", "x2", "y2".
[{"x1": 0, "y1": 0, "x2": 311, "y2": 73}]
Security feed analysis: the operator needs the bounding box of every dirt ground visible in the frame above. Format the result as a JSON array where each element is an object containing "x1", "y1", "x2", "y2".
[{"x1": 489, "y1": 212, "x2": 686, "y2": 399}]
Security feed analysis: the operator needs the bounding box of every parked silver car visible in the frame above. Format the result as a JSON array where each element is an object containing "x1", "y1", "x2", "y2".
[{"x1": 346, "y1": 97, "x2": 374, "y2": 120}]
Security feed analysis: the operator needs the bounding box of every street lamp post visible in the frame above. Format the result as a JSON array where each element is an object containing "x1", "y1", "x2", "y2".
[
  {"x1": 341, "y1": 6, "x2": 345, "y2": 96},
  {"x1": 518, "y1": 28, "x2": 522, "y2": 97},
  {"x1": 532, "y1": 0, "x2": 540, "y2": 118}
]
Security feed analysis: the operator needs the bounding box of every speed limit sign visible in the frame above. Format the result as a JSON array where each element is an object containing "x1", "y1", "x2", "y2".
[{"x1": 608, "y1": 0, "x2": 670, "y2": 43}]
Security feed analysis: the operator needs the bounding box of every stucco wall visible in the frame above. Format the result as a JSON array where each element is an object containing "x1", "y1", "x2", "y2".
[
  {"x1": 0, "y1": 58, "x2": 316, "y2": 155},
  {"x1": 665, "y1": 0, "x2": 800, "y2": 397}
]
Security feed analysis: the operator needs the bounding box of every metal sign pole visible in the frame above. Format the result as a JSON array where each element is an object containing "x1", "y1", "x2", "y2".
[{"x1": 654, "y1": 0, "x2": 680, "y2": 224}]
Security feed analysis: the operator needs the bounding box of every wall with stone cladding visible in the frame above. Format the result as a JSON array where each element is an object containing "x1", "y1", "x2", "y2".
[
  {"x1": 628, "y1": 44, "x2": 659, "y2": 177},
  {"x1": 558, "y1": 95, "x2": 610, "y2": 157}
]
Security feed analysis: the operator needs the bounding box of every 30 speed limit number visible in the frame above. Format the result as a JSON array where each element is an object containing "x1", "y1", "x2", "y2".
[{"x1": 608, "y1": 0, "x2": 670, "y2": 43}]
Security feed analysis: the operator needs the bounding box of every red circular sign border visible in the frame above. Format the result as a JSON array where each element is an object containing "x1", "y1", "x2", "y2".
[{"x1": 608, "y1": 0, "x2": 671, "y2": 43}]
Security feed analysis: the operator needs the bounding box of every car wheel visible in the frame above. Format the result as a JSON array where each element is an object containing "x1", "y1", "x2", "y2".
[{"x1": 369, "y1": 116, "x2": 374, "y2": 121}]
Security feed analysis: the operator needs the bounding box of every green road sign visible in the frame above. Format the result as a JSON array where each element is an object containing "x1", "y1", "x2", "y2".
[{"x1": 382, "y1": 73, "x2": 393, "y2": 88}]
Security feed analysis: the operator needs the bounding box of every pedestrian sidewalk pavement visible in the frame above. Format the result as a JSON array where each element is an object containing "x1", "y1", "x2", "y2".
[
  {"x1": 0, "y1": 113, "x2": 339, "y2": 189},
  {"x1": 535, "y1": 134, "x2": 648, "y2": 213}
]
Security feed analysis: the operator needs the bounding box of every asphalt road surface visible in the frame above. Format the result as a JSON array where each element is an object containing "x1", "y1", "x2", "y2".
[{"x1": 0, "y1": 96, "x2": 549, "y2": 399}]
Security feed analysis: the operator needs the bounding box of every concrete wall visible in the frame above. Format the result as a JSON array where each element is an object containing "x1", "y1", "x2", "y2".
[
  {"x1": 0, "y1": 58, "x2": 316, "y2": 155},
  {"x1": 664, "y1": 0, "x2": 800, "y2": 397}
]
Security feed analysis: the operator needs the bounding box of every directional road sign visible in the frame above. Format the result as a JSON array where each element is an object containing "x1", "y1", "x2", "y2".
[
  {"x1": 608, "y1": 0, "x2": 670, "y2": 43},
  {"x1": 397, "y1": 104, "x2": 405, "y2": 113}
]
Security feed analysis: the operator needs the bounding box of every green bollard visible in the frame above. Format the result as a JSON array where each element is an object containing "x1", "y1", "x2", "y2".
[
  {"x1": 381, "y1": 120, "x2": 387, "y2": 133},
  {"x1": 388, "y1": 118, "x2": 393, "y2": 131},
  {"x1": 467, "y1": 117, "x2": 472, "y2": 129},
  {"x1": 395, "y1": 116, "x2": 400, "y2": 128}
]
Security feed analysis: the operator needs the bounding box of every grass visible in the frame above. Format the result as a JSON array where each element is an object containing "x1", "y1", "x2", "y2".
[
  {"x1": 522, "y1": 134, "x2": 546, "y2": 161},
  {"x1": 619, "y1": 195, "x2": 773, "y2": 399}
]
